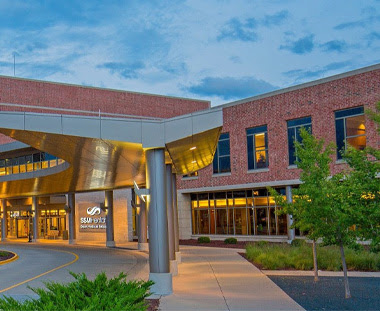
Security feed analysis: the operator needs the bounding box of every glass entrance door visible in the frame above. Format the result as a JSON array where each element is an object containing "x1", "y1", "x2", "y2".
[{"x1": 17, "y1": 218, "x2": 30, "y2": 238}]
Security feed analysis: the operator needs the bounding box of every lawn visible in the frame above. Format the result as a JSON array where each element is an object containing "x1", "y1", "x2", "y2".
[{"x1": 245, "y1": 241, "x2": 380, "y2": 271}]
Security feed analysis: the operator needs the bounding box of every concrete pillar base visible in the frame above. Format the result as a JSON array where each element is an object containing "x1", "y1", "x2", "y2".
[
  {"x1": 287, "y1": 239, "x2": 293, "y2": 244},
  {"x1": 170, "y1": 260, "x2": 178, "y2": 276},
  {"x1": 106, "y1": 241, "x2": 116, "y2": 248},
  {"x1": 138, "y1": 242, "x2": 149, "y2": 251},
  {"x1": 1, "y1": 238, "x2": 8, "y2": 242},
  {"x1": 149, "y1": 273, "x2": 173, "y2": 296},
  {"x1": 69, "y1": 239, "x2": 76, "y2": 245},
  {"x1": 32, "y1": 239, "x2": 40, "y2": 243},
  {"x1": 175, "y1": 251, "x2": 181, "y2": 264}
]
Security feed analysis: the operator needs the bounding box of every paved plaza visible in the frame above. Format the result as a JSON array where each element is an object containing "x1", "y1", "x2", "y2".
[{"x1": 0, "y1": 241, "x2": 304, "y2": 310}]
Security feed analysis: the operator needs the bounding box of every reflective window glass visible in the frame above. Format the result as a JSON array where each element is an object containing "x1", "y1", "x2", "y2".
[
  {"x1": 335, "y1": 107, "x2": 365, "y2": 159},
  {"x1": 213, "y1": 133, "x2": 231, "y2": 174},
  {"x1": 287, "y1": 117, "x2": 312, "y2": 165}
]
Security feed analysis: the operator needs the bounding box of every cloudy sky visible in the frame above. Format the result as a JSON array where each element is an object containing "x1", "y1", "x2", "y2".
[{"x1": 0, "y1": 0, "x2": 379, "y2": 106}]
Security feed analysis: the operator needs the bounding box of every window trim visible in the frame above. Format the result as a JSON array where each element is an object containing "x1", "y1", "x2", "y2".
[
  {"x1": 246, "y1": 125, "x2": 269, "y2": 170},
  {"x1": 213, "y1": 132, "x2": 231, "y2": 174},
  {"x1": 334, "y1": 107, "x2": 365, "y2": 160},
  {"x1": 287, "y1": 116, "x2": 312, "y2": 165}
]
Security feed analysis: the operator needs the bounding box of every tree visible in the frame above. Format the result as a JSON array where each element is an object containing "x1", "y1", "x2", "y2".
[
  {"x1": 272, "y1": 128, "x2": 361, "y2": 298},
  {"x1": 343, "y1": 102, "x2": 380, "y2": 251},
  {"x1": 270, "y1": 127, "x2": 335, "y2": 282}
]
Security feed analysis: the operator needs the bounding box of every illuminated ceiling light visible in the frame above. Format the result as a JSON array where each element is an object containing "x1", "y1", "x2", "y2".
[
  {"x1": 191, "y1": 160, "x2": 197, "y2": 164},
  {"x1": 190, "y1": 146, "x2": 197, "y2": 151}
]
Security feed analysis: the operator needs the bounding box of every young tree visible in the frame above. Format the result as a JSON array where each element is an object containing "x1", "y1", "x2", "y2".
[
  {"x1": 272, "y1": 128, "x2": 362, "y2": 298},
  {"x1": 270, "y1": 127, "x2": 335, "y2": 282}
]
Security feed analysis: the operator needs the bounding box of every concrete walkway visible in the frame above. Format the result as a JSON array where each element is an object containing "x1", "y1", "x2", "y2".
[{"x1": 160, "y1": 246, "x2": 304, "y2": 311}]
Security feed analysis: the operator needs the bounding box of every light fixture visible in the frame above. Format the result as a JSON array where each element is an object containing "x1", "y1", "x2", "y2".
[
  {"x1": 190, "y1": 146, "x2": 197, "y2": 151},
  {"x1": 191, "y1": 160, "x2": 197, "y2": 164}
]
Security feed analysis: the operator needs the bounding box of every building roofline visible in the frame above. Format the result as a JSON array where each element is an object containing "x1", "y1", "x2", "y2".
[
  {"x1": 215, "y1": 63, "x2": 380, "y2": 109},
  {"x1": 0, "y1": 74, "x2": 210, "y2": 105}
]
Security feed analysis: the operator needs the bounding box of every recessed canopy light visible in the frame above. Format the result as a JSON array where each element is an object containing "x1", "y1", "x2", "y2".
[
  {"x1": 191, "y1": 160, "x2": 197, "y2": 164},
  {"x1": 190, "y1": 146, "x2": 197, "y2": 151}
]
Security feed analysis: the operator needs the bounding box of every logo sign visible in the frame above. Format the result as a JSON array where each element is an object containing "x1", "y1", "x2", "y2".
[
  {"x1": 87, "y1": 206, "x2": 101, "y2": 216},
  {"x1": 79, "y1": 203, "x2": 106, "y2": 232}
]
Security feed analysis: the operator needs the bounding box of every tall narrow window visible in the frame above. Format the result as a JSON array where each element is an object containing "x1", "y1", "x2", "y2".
[
  {"x1": 247, "y1": 125, "x2": 268, "y2": 170},
  {"x1": 287, "y1": 117, "x2": 312, "y2": 165},
  {"x1": 335, "y1": 107, "x2": 366, "y2": 159},
  {"x1": 213, "y1": 133, "x2": 231, "y2": 174}
]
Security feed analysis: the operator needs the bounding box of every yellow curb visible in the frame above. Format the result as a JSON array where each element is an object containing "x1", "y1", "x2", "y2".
[
  {"x1": 0, "y1": 251, "x2": 19, "y2": 266},
  {"x1": 0, "y1": 249, "x2": 79, "y2": 294}
]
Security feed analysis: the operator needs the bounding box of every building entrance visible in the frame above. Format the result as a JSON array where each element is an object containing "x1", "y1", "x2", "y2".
[{"x1": 17, "y1": 217, "x2": 31, "y2": 238}]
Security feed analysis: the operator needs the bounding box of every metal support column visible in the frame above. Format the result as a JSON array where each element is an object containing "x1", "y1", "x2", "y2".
[
  {"x1": 137, "y1": 196, "x2": 148, "y2": 251},
  {"x1": 286, "y1": 186, "x2": 295, "y2": 243},
  {"x1": 166, "y1": 165, "x2": 177, "y2": 275},
  {"x1": 105, "y1": 190, "x2": 115, "y2": 248},
  {"x1": 32, "y1": 197, "x2": 39, "y2": 242},
  {"x1": 68, "y1": 193, "x2": 76, "y2": 244},
  {"x1": 172, "y1": 173, "x2": 181, "y2": 263},
  {"x1": 146, "y1": 148, "x2": 172, "y2": 295},
  {"x1": 1, "y1": 199, "x2": 7, "y2": 242}
]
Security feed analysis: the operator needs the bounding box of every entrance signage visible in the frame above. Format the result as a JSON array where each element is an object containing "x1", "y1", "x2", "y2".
[{"x1": 79, "y1": 203, "x2": 106, "y2": 232}]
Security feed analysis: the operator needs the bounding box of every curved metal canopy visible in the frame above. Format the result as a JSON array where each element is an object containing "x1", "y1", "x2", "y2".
[{"x1": 0, "y1": 109, "x2": 222, "y2": 198}]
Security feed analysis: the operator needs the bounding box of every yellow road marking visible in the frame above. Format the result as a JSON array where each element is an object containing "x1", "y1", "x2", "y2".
[
  {"x1": 0, "y1": 251, "x2": 19, "y2": 266},
  {"x1": 0, "y1": 249, "x2": 79, "y2": 294}
]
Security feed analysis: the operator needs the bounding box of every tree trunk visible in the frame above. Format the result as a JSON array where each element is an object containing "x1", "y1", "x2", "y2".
[
  {"x1": 312, "y1": 240, "x2": 319, "y2": 282},
  {"x1": 339, "y1": 241, "x2": 351, "y2": 299}
]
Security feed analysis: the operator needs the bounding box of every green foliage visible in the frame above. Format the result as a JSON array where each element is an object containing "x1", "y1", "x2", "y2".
[
  {"x1": 291, "y1": 239, "x2": 306, "y2": 247},
  {"x1": 0, "y1": 251, "x2": 9, "y2": 257},
  {"x1": 245, "y1": 243, "x2": 380, "y2": 271},
  {"x1": 0, "y1": 272, "x2": 153, "y2": 311},
  {"x1": 197, "y1": 236, "x2": 211, "y2": 243},
  {"x1": 255, "y1": 241, "x2": 269, "y2": 247},
  {"x1": 224, "y1": 237, "x2": 237, "y2": 244}
]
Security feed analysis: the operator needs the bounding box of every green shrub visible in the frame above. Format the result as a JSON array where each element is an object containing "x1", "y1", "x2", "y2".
[
  {"x1": 245, "y1": 243, "x2": 380, "y2": 271},
  {"x1": 255, "y1": 241, "x2": 269, "y2": 247},
  {"x1": 224, "y1": 238, "x2": 237, "y2": 244},
  {"x1": 0, "y1": 272, "x2": 153, "y2": 311},
  {"x1": 291, "y1": 239, "x2": 306, "y2": 247},
  {"x1": 370, "y1": 244, "x2": 380, "y2": 254},
  {"x1": 198, "y1": 236, "x2": 211, "y2": 243}
]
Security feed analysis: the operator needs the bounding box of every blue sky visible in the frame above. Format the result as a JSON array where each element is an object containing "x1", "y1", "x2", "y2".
[{"x1": 0, "y1": 0, "x2": 379, "y2": 106}]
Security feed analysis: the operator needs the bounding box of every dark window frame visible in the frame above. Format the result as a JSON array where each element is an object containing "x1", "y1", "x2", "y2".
[
  {"x1": 212, "y1": 133, "x2": 231, "y2": 174},
  {"x1": 246, "y1": 125, "x2": 268, "y2": 170},
  {"x1": 287, "y1": 116, "x2": 312, "y2": 165},
  {"x1": 335, "y1": 106, "x2": 365, "y2": 160}
]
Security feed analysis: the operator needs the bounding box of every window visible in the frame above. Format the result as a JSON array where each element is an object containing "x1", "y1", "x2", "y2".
[
  {"x1": 287, "y1": 117, "x2": 312, "y2": 165},
  {"x1": 190, "y1": 188, "x2": 288, "y2": 236},
  {"x1": 335, "y1": 107, "x2": 366, "y2": 159},
  {"x1": 213, "y1": 133, "x2": 231, "y2": 174},
  {"x1": 247, "y1": 125, "x2": 268, "y2": 170}
]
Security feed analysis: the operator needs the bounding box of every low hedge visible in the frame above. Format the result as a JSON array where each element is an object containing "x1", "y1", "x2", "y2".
[
  {"x1": 224, "y1": 238, "x2": 237, "y2": 244},
  {"x1": 198, "y1": 236, "x2": 211, "y2": 243}
]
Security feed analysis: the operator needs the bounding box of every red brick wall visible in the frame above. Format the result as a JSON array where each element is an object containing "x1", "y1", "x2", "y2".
[
  {"x1": 179, "y1": 68, "x2": 380, "y2": 190},
  {"x1": 0, "y1": 76, "x2": 210, "y2": 145}
]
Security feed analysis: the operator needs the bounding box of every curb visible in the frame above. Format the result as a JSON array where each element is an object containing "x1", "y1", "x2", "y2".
[{"x1": 0, "y1": 251, "x2": 19, "y2": 266}]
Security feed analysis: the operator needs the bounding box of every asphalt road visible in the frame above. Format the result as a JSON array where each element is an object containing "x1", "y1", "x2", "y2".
[
  {"x1": 0, "y1": 243, "x2": 148, "y2": 300},
  {"x1": 269, "y1": 275, "x2": 380, "y2": 311}
]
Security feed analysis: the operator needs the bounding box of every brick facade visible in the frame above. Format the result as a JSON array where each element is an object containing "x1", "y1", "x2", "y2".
[
  {"x1": 0, "y1": 75, "x2": 210, "y2": 145},
  {"x1": 178, "y1": 66, "x2": 380, "y2": 191}
]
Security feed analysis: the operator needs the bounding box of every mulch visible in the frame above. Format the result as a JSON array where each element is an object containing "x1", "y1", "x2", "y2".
[
  {"x1": 179, "y1": 239, "x2": 249, "y2": 249},
  {"x1": 146, "y1": 298, "x2": 159, "y2": 311},
  {"x1": 0, "y1": 251, "x2": 14, "y2": 261}
]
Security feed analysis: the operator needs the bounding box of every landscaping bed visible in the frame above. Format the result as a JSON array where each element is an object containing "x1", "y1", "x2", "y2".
[
  {"x1": 0, "y1": 250, "x2": 15, "y2": 262},
  {"x1": 179, "y1": 239, "x2": 248, "y2": 249},
  {"x1": 244, "y1": 242, "x2": 380, "y2": 271}
]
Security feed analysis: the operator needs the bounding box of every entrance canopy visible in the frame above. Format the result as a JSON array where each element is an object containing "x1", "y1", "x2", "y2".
[{"x1": 0, "y1": 108, "x2": 222, "y2": 198}]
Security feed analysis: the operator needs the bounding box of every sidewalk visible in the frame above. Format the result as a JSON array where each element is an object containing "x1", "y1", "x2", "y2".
[{"x1": 160, "y1": 246, "x2": 304, "y2": 311}]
